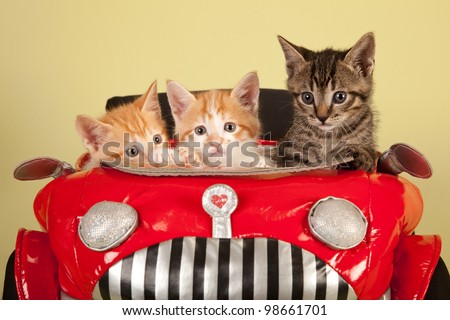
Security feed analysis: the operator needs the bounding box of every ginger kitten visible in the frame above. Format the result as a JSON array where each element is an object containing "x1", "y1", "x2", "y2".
[
  {"x1": 166, "y1": 72, "x2": 263, "y2": 168},
  {"x1": 276, "y1": 33, "x2": 377, "y2": 171},
  {"x1": 76, "y1": 81, "x2": 169, "y2": 169}
]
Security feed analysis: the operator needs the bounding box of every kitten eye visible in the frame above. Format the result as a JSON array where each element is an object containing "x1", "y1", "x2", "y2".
[
  {"x1": 153, "y1": 134, "x2": 162, "y2": 144},
  {"x1": 332, "y1": 92, "x2": 347, "y2": 104},
  {"x1": 224, "y1": 122, "x2": 236, "y2": 132},
  {"x1": 125, "y1": 145, "x2": 140, "y2": 157},
  {"x1": 301, "y1": 92, "x2": 314, "y2": 105},
  {"x1": 194, "y1": 126, "x2": 207, "y2": 135}
]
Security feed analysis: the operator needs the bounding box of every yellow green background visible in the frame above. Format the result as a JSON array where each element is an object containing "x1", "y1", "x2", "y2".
[{"x1": 1, "y1": 0, "x2": 449, "y2": 297}]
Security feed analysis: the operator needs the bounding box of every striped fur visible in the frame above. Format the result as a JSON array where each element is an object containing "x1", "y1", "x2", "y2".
[
  {"x1": 276, "y1": 33, "x2": 377, "y2": 171},
  {"x1": 76, "y1": 81, "x2": 169, "y2": 169}
]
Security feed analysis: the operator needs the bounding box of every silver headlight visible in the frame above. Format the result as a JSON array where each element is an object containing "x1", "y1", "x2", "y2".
[
  {"x1": 308, "y1": 196, "x2": 367, "y2": 250},
  {"x1": 78, "y1": 201, "x2": 138, "y2": 251}
]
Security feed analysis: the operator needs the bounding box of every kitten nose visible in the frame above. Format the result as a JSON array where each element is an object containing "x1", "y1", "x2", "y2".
[
  {"x1": 207, "y1": 142, "x2": 223, "y2": 155},
  {"x1": 316, "y1": 104, "x2": 330, "y2": 124},
  {"x1": 317, "y1": 115, "x2": 329, "y2": 124},
  {"x1": 208, "y1": 146, "x2": 218, "y2": 154}
]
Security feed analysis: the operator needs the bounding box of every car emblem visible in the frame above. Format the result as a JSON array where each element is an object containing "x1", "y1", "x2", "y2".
[{"x1": 202, "y1": 184, "x2": 238, "y2": 238}]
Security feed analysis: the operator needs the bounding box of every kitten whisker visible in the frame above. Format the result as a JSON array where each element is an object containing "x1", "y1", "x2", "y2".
[
  {"x1": 341, "y1": 122, "x2": 354, "y2": 136},
  {"x1": 278, "y1": 101, "x2": 295, "y2": 110}
]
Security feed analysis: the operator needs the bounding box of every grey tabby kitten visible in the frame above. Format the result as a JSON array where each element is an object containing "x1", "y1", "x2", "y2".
[{"x1": 276, "y1": 33, "x2": 377, "y2": 171}]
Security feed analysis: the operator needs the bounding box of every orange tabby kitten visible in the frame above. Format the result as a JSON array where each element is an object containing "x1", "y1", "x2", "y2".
[
  {"x1": 166, "y1": 72, "x2": 264, "y2": 168},
  {"x1": 76, "y1": 81, "x2": 169, "y2": 169}
]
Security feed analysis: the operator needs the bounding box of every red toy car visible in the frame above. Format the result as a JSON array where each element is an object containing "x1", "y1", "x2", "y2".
[{"x1": 4, "y1": 90, "x2": 447, "y2": 300}]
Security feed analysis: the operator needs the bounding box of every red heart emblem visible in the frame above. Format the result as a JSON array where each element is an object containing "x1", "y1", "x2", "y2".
[{"x1": 211, "y1": 194, "x2": 228, "y2": 209}]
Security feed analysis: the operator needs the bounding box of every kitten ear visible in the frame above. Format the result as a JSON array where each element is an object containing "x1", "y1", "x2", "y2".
[
  {"x1": 231, "y1": 71, "x2": 260, "y2": 114},
  {"x1": 133, "y1": 80, "x2": 161, "y2": 116},
  {"x1": 344, "y1": 32, "x2": 376, "y2": 77},
  {"x1": 166, "y1": 80, "x2": 196, "y2": 118},
  {"x1": 278, "y1": 35, "x2": 306, "y2": 76},
  {"x1": 75, "y1": 115, "x2": 113, "y2": 152}
]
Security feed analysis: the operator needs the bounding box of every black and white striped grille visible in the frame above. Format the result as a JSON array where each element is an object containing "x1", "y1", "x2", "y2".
[{"x1": 92, "y1": 237, "x2": 357, "y2": 300}]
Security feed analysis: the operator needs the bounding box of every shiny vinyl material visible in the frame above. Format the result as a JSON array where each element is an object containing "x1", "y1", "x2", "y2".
[
  {"x1": 17, "y1": 167, "x2": 441, "y2": 300},
  {"x1": 92, "y1": 237, "x2": 357, "y2": 300}
]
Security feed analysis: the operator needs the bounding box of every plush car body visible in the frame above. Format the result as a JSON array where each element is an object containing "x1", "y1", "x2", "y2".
[{"x1": 14, "y1": 165, "x2": 441, "y2": 300}]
